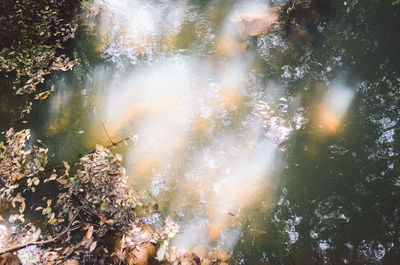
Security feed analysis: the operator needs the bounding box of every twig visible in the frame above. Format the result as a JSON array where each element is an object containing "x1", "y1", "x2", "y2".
[
  {"x1": 88, "y1": 135, "x2": 131, "y2": 153},
  {"x1": 78, "y1": 213, "x2": 89, "y2": 227},
  {"x1": 0, "y1": 208, "x2": 82, "y2": 255},
  {"x1": 105, "y1": 136, "x2": 131, "y2": 149},
  {"x1": 43, "y1": 134, "x2": 133, "y2": 174},
  {"x1": 101, "y1": 121, "x2": 116, "y2": 146}
]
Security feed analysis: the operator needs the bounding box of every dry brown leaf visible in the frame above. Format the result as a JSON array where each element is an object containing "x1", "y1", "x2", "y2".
[
  {"x1": 65, "y1": 259, "x2": 79, "y2": 265},
  {"x1": 8, "y1": 214, "x2": 19, "y2": 223},
  {"x1": 68, "y1": 211, "x2": 74, "y2": 221},
  {"x1": 106, "y1": 219, "x2": 115, "y2": 225},
  {"x1": 34, "y1": 90, "x2": 51, "y2": 100},
  {"x1": 56, "y1": 178, "x2": 68, "y2": 185},
  {"x1": 63, "y1": 161, "x2": 70, "y2": 175},
  {"x1": 0, "y1": 253, "x2": 20, "y2": 265},
  {"x1": 33, "y1": 177, "x2": 40, "y2": 185},
  {"x1": 89, "y1": 241, "x2": 97, "y2": 252},
  {"x1": 19, "y1": 201, "x2": 26, "y2": 213},
  {"x1": 98, "y1": 214, "x2": 106, "y2": 225},
  {"x1": 214, "y1": 249, "x2": 228, "y2": 261},
  {"x1": 84, "y1": 226, "x2": 94, "y2": 242},
  {"x1": 156, "y1": 244, "x2": 167, "y2": 261}
]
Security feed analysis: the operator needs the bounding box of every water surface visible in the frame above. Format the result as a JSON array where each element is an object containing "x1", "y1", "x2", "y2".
[{"x1": 5, "y1": 0, "x2": 400, "y2": 264}]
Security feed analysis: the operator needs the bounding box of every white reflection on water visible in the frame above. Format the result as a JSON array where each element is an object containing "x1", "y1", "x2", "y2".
[
  {"x1": 96, "y1": 50, "x2": 288, "y2": 252},
  {"x1": 69, "y1": 0, "x2": 305, "y2": 254},
  {"x1": 100, "y1": 0, "x2": 186, "y2": 67},
  {"x1": 324, "y1": 84, "x2": 354, "y2": 119},
  {"x1": 317, "y1": 84, "x2": 354, "y2": 133}
]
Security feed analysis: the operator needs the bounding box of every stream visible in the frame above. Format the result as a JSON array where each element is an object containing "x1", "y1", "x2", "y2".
[{"x1": 2, "y1": 0, "x2": 400, "y2": 264}]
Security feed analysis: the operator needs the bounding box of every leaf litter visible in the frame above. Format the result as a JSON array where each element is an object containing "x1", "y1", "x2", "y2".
[{"x1": 0, "y1": 130, "x2": 225, "y2": 264}]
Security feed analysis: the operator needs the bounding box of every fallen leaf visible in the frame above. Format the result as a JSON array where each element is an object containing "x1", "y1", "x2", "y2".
[
  {"x1": 8, "y1": 214, "x2": 19, "y2": 223},
  {"x1": 0, "y1": 253, "x2": 21, "y2": 265},
  {"x1": 65, "y1": 259, "x2": 79, "y2": 265},
  {"x1": 45, "y1": 173, "x2": 57, "y2": 183},
  {"x1": 63, "y1": 161, "x2": 70, "y2": 175},
  {"x1": 106, "y1": 219, "x2": 115, "y2": 225},
  {"x1": 56, "y1": 178, "x2": 68, "y2": 185},
  {"x1": 84, "y1": 226, "x2": 94, "y2": 242},
  {"x1": 19, "y1": 201, "x2": 26, "y2": 213},
  {"x1": 68, "y1": 211, "x2": 74, "y2": 221},
  {"x1": 98, "y1": 214, "x2": 106, "y2": 225},
  {"x1": 215, "y1": 249, "x2": 228, "y2": 261},
  {"x1": 32, "y1": 228, "x2": 41, "y2": 241},
  {"x1": 89, "y1": 241, "x2": 97, "y2": 252},
  {"x1": 32, "y1": 177, "x2": 40, "y2": 185},
  {"x1": 156, "y1": 244, "x2": 167, "y2": 261},
  {"x1": 34, "y1": 91, "x2": 51, "y2": 100}
]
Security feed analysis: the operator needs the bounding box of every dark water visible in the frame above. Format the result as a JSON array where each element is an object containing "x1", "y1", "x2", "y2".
[
  {"x1": 2, "y1": 0, "x2": 400, "y2": 264},
  {"x1": 231, "y1": 1, "x2": 400, "y2": 264}
]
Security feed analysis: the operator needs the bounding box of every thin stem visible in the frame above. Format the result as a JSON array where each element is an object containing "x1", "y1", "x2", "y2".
[
  {"x1": 101, "y1": 121, "x2": 116, "y2": 146},
  {"x1": 0, "y1": 207, "x2": 82, "y2": 255}
]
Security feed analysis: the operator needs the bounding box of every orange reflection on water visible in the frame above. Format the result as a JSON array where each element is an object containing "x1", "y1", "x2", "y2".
[
  {"x1": 73, "y1": 0, "x2": 289, "y2": 257},
  {"x1": 218, "y1": 86, "x2": 242, "y2": 111},
  {"x1": 47, "y1": 109, "x2": 71, "y2": 136},
  {"x1": 317, "y1": 103, "x2": 341, "y2": 133},
  {"x1": 206, "y1": 162, "x2": 274, "y2": 240},
  {"x1": 314, "y1": 84, "x2": 354, "y2": 135},
  {"x1": 230, "y1": 7, "x2": 280, "y2": 39},
  {"x1": 216, "y1": 36, "x2": 247, "y2": 57}
]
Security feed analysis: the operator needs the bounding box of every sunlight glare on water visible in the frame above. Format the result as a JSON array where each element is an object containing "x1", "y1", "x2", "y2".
[
  {"x1": 316, "y1": 84, "x2": 354, "y2": 134},
  {"x1": 99, "y1": 0, "x2": 186, "y2": 66},
  {"x1": 69, "y1": 0, "x2": 305, "y2": 255}
]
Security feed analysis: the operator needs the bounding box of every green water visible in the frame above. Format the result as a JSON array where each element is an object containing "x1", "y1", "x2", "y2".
[{"x1": 2, "y1": 0, "x2": 400, "y2": 264}]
